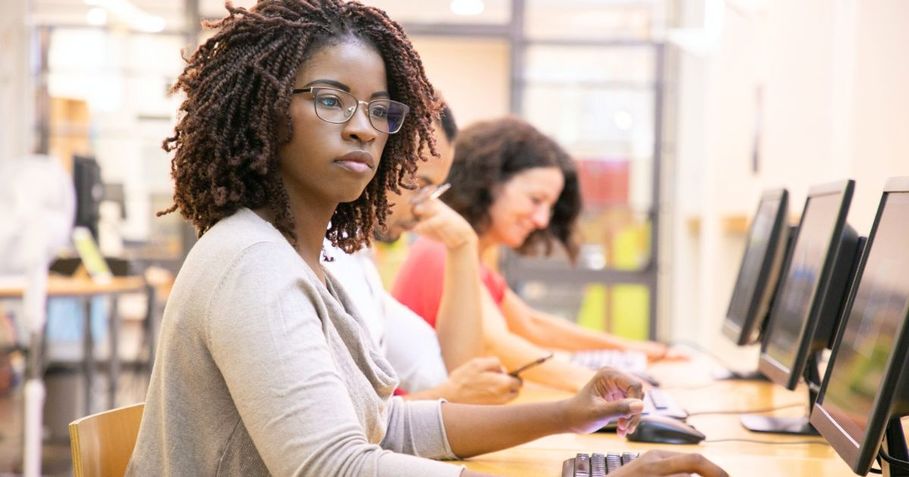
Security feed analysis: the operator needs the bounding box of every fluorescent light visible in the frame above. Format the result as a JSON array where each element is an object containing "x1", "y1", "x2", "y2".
[
  {"x1": 450, "y1": 0, "x2": 484, "y2": 16},
  {"x1": 86, "y1": 7, "x2": 108, "y2": 26},
  {"x1": 82, "y1": 0, "x2": 166, "y2": 33}
]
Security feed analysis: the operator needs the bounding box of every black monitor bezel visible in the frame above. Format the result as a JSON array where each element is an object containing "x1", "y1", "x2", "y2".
[
  {"x1": 722, "y1": 188, "x2": 790, "y2": 346},
  {"x1": 758, "y1": 179, "x2": 855, "y2": 390},
  {"x1": 810, "y1": 177, "x2": 909, "y2": 475}
]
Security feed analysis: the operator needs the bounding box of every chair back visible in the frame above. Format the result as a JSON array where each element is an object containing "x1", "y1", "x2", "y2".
[{"x1": 69, "y1": 402, "x2": 145, "y2": 477}]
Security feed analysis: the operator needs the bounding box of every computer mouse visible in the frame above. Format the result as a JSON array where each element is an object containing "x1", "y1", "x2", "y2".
[{"x1": 626, "y1": 414, "x2": 705, "y2": 445}]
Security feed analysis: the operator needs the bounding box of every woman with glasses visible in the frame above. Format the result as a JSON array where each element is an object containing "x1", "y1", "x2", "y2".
[
  {"x1": 393, "y1": 117, "x2": 679, "y2": 393},
  {"x1": 127, "y1": 1, "x2": 725, "y2": 476}
]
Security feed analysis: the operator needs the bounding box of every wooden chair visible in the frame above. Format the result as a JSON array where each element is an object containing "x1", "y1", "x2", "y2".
[{"x1": 69, "y1": 402, "x2": 145, "y2": 477}]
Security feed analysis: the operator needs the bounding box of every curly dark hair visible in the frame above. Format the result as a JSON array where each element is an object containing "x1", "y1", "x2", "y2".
[
  {"x1": 159, "y1": 0, "x2": 438, "y2": 253},
  {"x1": 443, "y1": 116, "x2": 581, "y2": 261}
]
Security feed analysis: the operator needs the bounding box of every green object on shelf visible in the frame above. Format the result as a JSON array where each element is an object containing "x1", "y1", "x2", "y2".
[
  {"x1": 612, "y1": 285, "x2": 649, "y2": 340},
  {"x1": 576, "y1": 284, "x2": 607, "y2": 331}
]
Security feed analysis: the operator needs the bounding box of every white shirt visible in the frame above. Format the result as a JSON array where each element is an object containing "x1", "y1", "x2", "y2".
[{"x1": 322, "y1": 240, "x2": 449, "y2": 392}]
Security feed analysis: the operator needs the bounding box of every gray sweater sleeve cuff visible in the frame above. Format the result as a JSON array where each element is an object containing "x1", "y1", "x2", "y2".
[{"x1": 381, "y1": 397, "x2": 460, "y2": 460}]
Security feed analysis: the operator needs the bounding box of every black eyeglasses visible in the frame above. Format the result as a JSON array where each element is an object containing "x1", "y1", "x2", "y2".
[{"x1": 292, "y1": 86, "x2": 410, "y2": 134}]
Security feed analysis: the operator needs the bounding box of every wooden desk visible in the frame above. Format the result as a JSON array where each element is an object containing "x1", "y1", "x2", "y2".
[
  {"x1": 460, "y1": 359, "x2": 857, "y2": 476},
  {"x1": 0, "y1": 275, "x2": 147, "y2": 413},
  {"x1": 0, "y1": 275, "x2": 146, "y2": 299}
]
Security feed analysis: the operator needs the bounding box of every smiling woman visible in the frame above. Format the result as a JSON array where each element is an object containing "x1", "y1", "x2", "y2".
[{"x1": 393, "y1": 117, "x2": 678, "y2": 394}]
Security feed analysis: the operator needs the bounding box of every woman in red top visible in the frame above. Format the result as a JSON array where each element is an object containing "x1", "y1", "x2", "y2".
[{"x1": 393, "y1": 117, "x2": 676, "y2": 392}]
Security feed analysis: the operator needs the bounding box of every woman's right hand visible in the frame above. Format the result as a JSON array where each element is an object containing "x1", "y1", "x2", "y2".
[
  {"x1": 563, "y1": 367, "x2": 645, "y2": 436},
  {"x1": 440, "y1": 356, "x2": 523, "y2": 404},
  {"x1": 412, "y1": 198, "x2": 477, "y2": 250},
  {"x1": 611, "y1": 450, "x2": 729, "y2": 477}
]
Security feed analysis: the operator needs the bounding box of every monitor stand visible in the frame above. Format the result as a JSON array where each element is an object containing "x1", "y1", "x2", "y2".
[
  {"x1": 882, "y1": 418, "x2": 909, "y2": 477},
  {"x1": 713, "y1": 368, "x2": 769, "y2": 382},
  {"x1": 739, "y1": 414, "x2": 818, "y2": 435},
  {"x1": 740, "y1": 353, "x2": 820, "y2": 436}
]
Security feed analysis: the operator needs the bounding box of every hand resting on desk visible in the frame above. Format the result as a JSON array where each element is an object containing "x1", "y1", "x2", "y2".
[{"x1": 439, "y1": 356, "x2": 522, "y2": 404}]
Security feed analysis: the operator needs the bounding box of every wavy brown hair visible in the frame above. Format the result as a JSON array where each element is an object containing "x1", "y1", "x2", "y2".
[
  {"x1": 443, "y1": 116, "x2": 581, "y2": 261},
  {"x1": 159, "y1": 0, "x2": 438, "y2": 252}
]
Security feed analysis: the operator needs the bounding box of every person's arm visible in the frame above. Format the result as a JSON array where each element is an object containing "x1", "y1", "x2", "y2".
[
  {"x1": 403, "y1": 356, "x2": 521, "y2": 404},
  {"x1": 412, "y1": 199, "x2": 485, "y2": 370},
  {"x1": 479, "y1": 289, "x2": 595, "y2": 392},
  {"x1": 499, "y1": 289, "x2": 671, "y2": 360},
  {"x1": 441, "y1": 367, "x2": 645, "y2": 458}
]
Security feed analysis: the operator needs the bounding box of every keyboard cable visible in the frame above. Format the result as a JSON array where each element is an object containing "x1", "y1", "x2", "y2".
[{"x1": 704, "y1": 438, "x2": 829, "y2": 446}]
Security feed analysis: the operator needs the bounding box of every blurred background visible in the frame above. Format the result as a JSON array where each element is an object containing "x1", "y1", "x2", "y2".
[{"x1": 0, "y1": 0, "x2": 907, "y2": 474}]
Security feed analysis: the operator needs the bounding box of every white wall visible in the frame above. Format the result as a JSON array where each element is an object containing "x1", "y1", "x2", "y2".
[
  {"x1": 0, "y1": 0, "x2": 32, "y2": 164},
  {"x1": 409, "y1": 36, "x2": 510, "y2": 127},
  {"x1": 667, "y1": 0, "x2": 909, "y2": 351},
  {"x1": 847, "y1": 0, "x2": 909, "y2": 232}
]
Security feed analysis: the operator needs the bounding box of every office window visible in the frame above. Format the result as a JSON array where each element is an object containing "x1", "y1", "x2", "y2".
[{"x1": 525, "y1": 0, "x2": 658, "y2": 41}]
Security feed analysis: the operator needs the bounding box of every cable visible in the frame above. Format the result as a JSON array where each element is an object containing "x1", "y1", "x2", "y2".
[
  {"x1": 705, "y1": 438, "x2": 829, "y2": 446},
  {"x1": 686, "y1": 402, "x2": 804, "y2": 417},
  {"x1": 660, "y1": 382, "x2": 723, "y2": 391},
  {"x1": 879, "y1": 447, "x2": 909, "y2": 467}
]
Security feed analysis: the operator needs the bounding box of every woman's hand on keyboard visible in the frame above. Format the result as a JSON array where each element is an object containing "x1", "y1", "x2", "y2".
[
  {"x1": 564, "y1": 367, "x2": 645, "y2": 436},
  {"x1": 611, "y1": 450, "x2": 729, "y2": 477}
]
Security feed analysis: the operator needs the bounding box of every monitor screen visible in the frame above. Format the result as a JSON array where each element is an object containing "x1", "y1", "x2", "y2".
[
  {"x1": 724, "y1": 190, "x2": 788, "y2": 345},
  {"x1": 759, "y1": 180, "x2": 856, "y2": 390},
  {"x1": 812, "y1": 189, "x2": 909, "y2": 473}
]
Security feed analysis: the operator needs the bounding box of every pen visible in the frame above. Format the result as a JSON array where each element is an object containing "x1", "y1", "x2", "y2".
[
  {"x1": 428, "y1": 182, "x2": 451, "y2": 200},
  {"x1": 507, "y1": 352, "x2": 555, "y2": 378},
  {"x1": 410, "y1": 182, "x2": 451, "y2": 205}
]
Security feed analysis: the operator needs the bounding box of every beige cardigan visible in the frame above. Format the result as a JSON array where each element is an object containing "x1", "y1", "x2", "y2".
[{"x1": 127, "y1": 209, "x2": 463, "y2": 476}]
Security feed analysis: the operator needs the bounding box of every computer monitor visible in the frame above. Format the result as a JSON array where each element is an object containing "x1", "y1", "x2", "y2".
[
  {"x1": 722, "y1": 188, "x2": 791, "y2": 346},
  {"x1": 743, "y1": 179, "x2": 862, "y2": 434},
  {"x1": 810, "y1": 177, "x2": 909, "y2": 476},
  {"x1": 73, "y1": 155, "x2": 104, "y2": 239}
]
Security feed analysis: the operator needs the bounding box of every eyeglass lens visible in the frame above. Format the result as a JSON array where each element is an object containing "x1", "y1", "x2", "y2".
[{"x1": 313, "y1": 88, "x2": 408, "y2": 134}]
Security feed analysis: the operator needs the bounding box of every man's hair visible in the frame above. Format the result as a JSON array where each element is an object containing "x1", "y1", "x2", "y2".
[
  {"x1": 437, "y1": 103, "x2": 458, "y2": 143},
  {"x1": 443, "y1": 116, "x2": 581, "y2": 260},
  {"x1": 160, "y1": 0, "x2": 438, "y2": 252}
]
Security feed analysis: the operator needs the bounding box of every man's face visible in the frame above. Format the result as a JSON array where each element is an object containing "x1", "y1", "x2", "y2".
[{"x1": 375, "y1": 126, "x2": 454, "y2": 242}]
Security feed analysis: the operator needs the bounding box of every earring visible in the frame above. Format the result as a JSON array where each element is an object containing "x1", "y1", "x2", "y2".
[{"x1": 321, "y1": 247, "x2": 334, "y2": 262}]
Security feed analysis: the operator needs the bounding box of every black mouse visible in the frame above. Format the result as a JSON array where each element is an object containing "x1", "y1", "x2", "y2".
[{"x1": 626, "y1": 415, "x2": 705, "y2": 445}]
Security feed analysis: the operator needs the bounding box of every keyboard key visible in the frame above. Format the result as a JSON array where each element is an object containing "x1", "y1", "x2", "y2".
[
  {"x1": 590, "y1": 453, "x2": 606, "y2": 477},
  {"x1": 563, "y1": 458, "x2": 574, "y2": 477},
  {"x1": 574, "y1": 453, "x2": 590, "y2": 477},
  {"x1": 648, "y1": 389, "x2": 670, "y2": 410},
  {"x1": 562, "y1": 451, "x2": 637, "y2": 476},
  {"x1": 621, "y1": 452, "x2": 639, "y2": 465}
]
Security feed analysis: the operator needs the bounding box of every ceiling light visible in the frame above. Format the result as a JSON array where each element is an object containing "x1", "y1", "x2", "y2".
[
  {"x1": 85, "y1": 7, "x2": 108, "y2": 26},
  {"x1": 82, "y1": 0, "x2": 166, "y2": 33},
  {"x1": 450, "y1": 0, "x2": 484, "y2": 16}
]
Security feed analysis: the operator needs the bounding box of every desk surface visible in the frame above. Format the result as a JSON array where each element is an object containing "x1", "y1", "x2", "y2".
[
  {"x1": 0, "y1": 275, "x2": 146, "y2": 298},
  {"x1": 460, "y1": 359, "x2": 857, "y2": 476}
]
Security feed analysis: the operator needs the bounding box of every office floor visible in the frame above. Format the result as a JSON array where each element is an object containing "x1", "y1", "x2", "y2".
[{"x1": 0, "y1": 368, "x2": 148, "y2": 476}]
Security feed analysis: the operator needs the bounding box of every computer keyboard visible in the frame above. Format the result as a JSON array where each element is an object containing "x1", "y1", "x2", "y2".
[
  {"x1": 644, "y1": 388, "x2": 688, "y2": 420},
  {"x1": 571, "y1": 349, "x2": 648, "y2": 373},
  {"x1": 561, "y1": 452, "x2": 640, "y2": 476}
]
